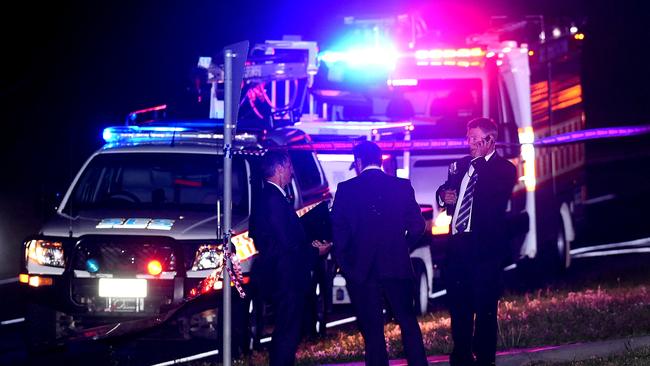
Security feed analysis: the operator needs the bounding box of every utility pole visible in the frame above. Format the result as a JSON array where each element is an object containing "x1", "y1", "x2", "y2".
[{"x1": 222, "y1": 40, "x2": 249, "y2": 366}]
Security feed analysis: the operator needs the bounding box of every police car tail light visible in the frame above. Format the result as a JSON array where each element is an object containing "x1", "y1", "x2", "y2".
[
  {"x1": 26, "y1": 239, "x2": 65, "y2": 267},
  {"x1": 147, "y1": 260, "x2": 163, "y2": 276},
  {"x1": 191, "y1": 244, "x2": 224, "y2": 271},
  {"x1": 432, "y1": 210, "x2": 452, "y2": 235},
  {"x1": 231, "y1": 231, "x2": 257, "y2": 261}
]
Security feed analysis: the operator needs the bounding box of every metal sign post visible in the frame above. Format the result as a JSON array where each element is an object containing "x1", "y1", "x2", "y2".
[{"x1": 222, "y1": 40, "x2": 248, "y2": 366}]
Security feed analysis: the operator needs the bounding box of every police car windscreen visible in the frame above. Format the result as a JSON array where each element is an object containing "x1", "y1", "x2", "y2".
[{"x1": 64, "y1": 153, "x2": 247, "y2": 215}]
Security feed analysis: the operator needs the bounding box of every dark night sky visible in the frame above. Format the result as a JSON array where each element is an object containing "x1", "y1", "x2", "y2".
[{"x1": 0, "y1": 0, "x2": 648, "y2": 229}]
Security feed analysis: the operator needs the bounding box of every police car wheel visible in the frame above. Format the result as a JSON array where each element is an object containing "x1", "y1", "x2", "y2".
[
  {"x1": 246, "y1": 298, "x2": 262, "y2": 352},
  {"x1": 25, "y1": 302, "x2": 61, "y2": 354}
]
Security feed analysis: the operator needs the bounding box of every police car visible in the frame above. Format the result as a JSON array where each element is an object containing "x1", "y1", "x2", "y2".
[{"x1": 19, "y1": 118, "x2": 333, "y2": 352}]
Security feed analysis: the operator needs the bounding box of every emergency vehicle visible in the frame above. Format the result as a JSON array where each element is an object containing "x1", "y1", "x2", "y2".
[
  {"x1": 18, "y1": 121, "x2": 333, "y2": 353},
  {"x1": 17, "y1": 40, "x2": 338, "y2": 356},
  {"x1": 308, "y1": 14, "x2": 588, "y2": 280}
]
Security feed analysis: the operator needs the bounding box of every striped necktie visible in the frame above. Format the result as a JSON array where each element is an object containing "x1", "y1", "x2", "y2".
[{"x1": 455, "y1": 171, "x2": 478, "y2": 232}]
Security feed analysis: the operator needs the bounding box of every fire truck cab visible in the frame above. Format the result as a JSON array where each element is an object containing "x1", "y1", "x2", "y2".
[{"x1": 309, "y1": 15, "x2": 587, "y2": 284}]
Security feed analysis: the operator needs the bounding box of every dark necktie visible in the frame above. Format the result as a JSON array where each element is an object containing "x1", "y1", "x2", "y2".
[{"x1": 455, "y1": 170, "x2": 478, "y2": 232}]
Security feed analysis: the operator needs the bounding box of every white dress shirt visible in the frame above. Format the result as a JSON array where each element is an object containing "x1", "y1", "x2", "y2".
[
  {"x1": 451, "y1": 151, "x2": 495, "y2": 235},
  {"x1": 266, "y1": 180, "x2": 287, "y2": 197},
  {"x1": 361, "y1": 165, "x2": 382, "y2": 173}
]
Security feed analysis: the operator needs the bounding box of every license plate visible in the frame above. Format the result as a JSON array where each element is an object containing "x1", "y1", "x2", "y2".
[
  {"x1": 98, "y1": 278, "x2": 147, "y2": 298},
  {"x1": 105, "y1": 297, "x2": 144, "y2": 312}
]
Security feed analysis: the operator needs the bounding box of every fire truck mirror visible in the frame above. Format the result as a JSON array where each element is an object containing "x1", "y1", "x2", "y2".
[{"x1": 499, "y1": 121, "x2": 521, "y2": 159}]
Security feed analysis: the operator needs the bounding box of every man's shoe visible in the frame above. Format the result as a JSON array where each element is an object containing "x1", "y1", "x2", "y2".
[{"x1": 449, "y1": 355, "x2": 476, "y2": 366}]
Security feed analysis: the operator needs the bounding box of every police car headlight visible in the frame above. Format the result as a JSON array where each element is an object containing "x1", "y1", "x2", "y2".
[
  {"x1": 191, "y1": 245, "x2": 223, "y2": 271},
  {"x1": 25, "y1": 239, "x2": 65, "y2": 267}
]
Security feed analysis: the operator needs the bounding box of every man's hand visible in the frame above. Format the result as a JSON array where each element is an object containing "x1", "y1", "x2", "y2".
[
  {"x1": 441, "y1": 189, "x2": 458, "y2": 205},
  {"x1": 474, "y1": 135, "x2": 495, "y2": 157},
  {"x1": 312, "y1": 240, "x2": 333, "y2": 256}
]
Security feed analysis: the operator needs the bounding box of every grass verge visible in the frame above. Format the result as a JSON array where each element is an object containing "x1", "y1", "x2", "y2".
[{"x1": 245, "y1": 285, "x2": 650, "y2": 365}]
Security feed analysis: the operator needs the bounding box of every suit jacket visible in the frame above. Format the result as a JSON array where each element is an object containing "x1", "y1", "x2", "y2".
[
  {"x1": 331, "y1": 169, "x2": 425, "y2": 284},
  {"x1": 436, "y1": 153, "x2": 517, "y2": 268},
  {"x1": 249, "y1": 183, "x2": 317, "y2": 298}
]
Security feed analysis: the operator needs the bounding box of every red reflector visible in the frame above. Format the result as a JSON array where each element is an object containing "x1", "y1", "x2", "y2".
[
  {"x1": 147, "y1": 260, "x2": 163, "y2": 276},
  {"x1": 174, "y1": 179, "x2": 202, "y2": 187}
]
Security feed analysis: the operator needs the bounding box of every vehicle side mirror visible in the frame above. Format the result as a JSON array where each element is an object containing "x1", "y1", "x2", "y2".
[{"x1": 38, "y1": 189, "x2": 64, "y2": 218}]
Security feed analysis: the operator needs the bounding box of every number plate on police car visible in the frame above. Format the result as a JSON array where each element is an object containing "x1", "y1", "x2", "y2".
[{"x1": 98, "y1": 278, "x2": 147, "y2": 298}]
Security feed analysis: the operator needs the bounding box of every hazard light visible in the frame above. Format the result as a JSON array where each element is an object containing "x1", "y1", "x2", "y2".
[
  {"x1": 147, "y1": 260, "x2": 163, "y2": 276},
  {"x1": 28, "y1": 275, "x2": 54, "y2": 287},
  {"x1": 231, "y1": 231, "x2": 257, "y2": 261},
  {"x1": 413, "y1": 47, "x2": 485, "y2": 67},
  {"x1": 320, "y1": 46, "x2": 398, "y2": 69},
  {"x1": 414, "y1": 47, "x2": 485, "y2": 60},
  {"x1": 518, "y1": 127, "x2": 537, "y2": 192},
  {"x1": 18, "y1": 274, "x2": 54, "y2": 287},
  {"x1": 387, "y1": 79, "x2": 418, "y2": 86},
  {"x1": 432, "y1": 210, "x2": 452, "y2": 235},
  {"x1": 214, "y1": 276, "x2": 251, "y2": 290}
]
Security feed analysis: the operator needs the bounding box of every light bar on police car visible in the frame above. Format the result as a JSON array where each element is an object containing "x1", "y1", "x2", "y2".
[{"x1": 102, "y1": 126, "x2": 258, "y2": 145}]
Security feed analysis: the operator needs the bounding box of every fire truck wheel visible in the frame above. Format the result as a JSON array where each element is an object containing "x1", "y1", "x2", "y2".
[
  {"x1": 314, "y1": 282, "x2": 327, "y2": 337},
  {"x1": 413, "y1": 262, "x2": 429, "y2": 316},
  {"x1": 556, "y1": 218, "x2": 571, "y2": 270}
]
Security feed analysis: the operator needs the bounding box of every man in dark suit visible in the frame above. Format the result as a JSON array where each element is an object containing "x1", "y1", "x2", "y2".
[
  {"x1": 249, "y1": 150, "x2": 330, "y2": 366},
  {"x1": 331, "y1": 141, "x2": 428, "y2": 366},
  {"x1": 436, "y1": 117, "x2": 517, "y2": 366}
]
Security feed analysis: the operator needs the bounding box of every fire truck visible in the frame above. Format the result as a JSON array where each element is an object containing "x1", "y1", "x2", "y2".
[
  {"x1": 193, "y1": 15, "x2": 591, "y2": 316},
  {"x1": 305, "y1": 14, "x2": 588, "y2": 281}
]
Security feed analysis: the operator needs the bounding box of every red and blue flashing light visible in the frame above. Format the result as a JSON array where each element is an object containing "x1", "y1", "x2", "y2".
[{"x1": 102, "y1": 125, "x2": 258, "y2": 146}]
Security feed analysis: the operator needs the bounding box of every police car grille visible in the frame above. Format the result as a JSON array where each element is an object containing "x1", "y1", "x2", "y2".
[{"x1": 73, "y1": 239, "x2": 177, "y2": 274}]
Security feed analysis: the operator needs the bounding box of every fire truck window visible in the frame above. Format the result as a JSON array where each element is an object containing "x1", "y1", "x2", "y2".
[
  {"x1": 402, "y1": 78, "x2": 482, "y2": 138},
  {"x1": 497, "y1": 78, "x2": 521, "y2": 158}
]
